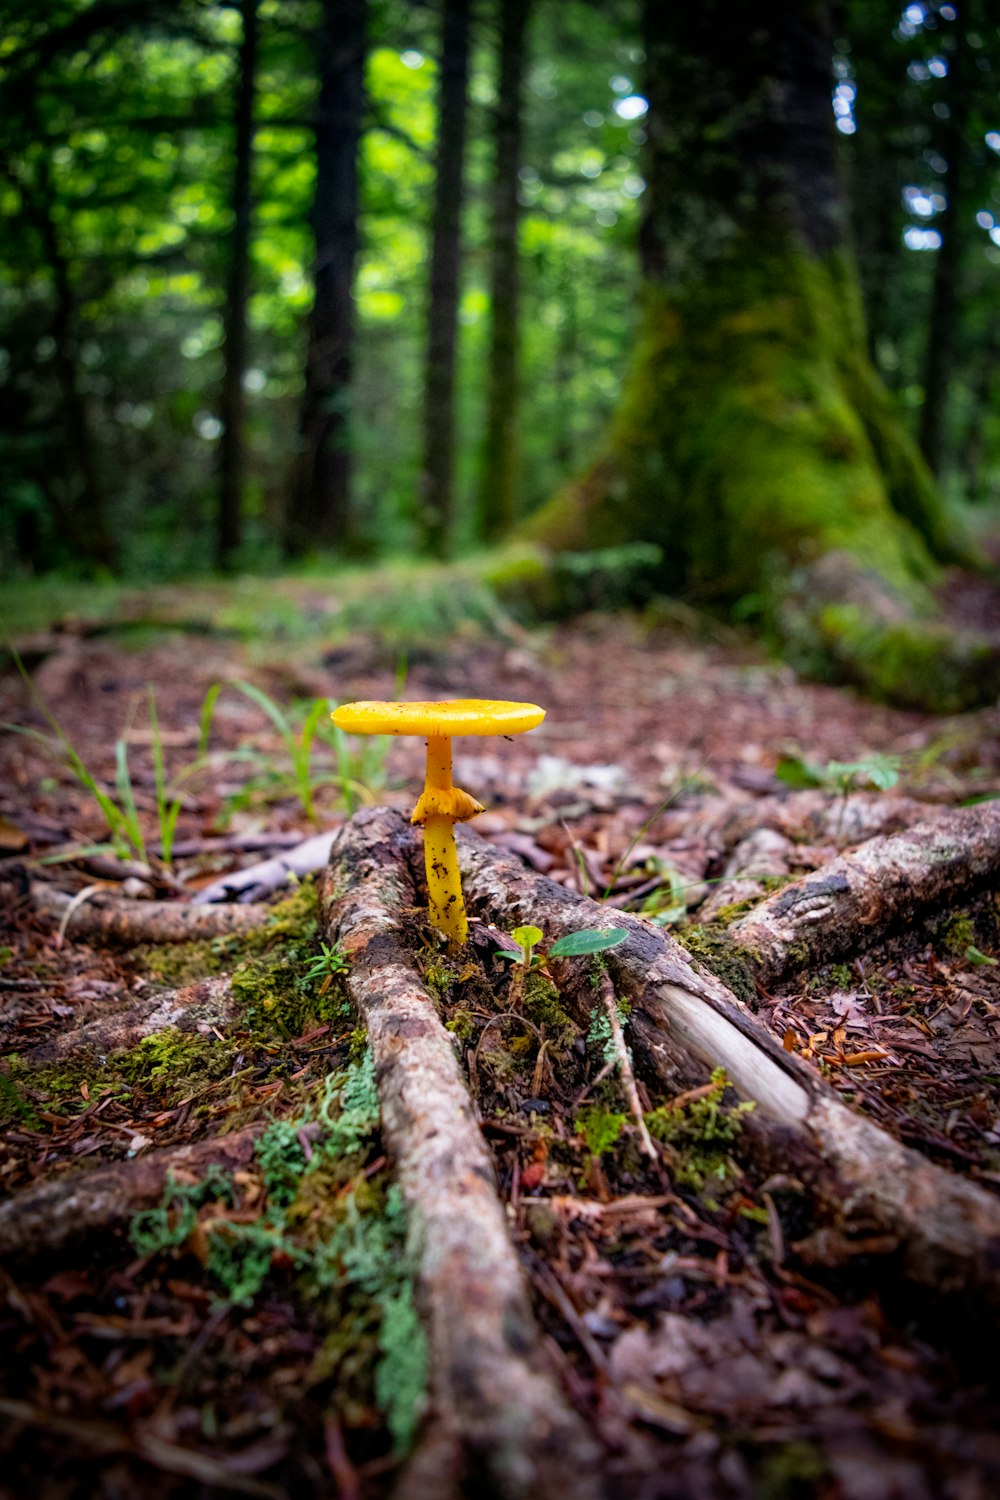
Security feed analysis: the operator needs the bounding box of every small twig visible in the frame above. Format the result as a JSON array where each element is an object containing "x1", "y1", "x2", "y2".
[{"x1": 597, "y1": 971, "x2": 657, "y2": 1159}]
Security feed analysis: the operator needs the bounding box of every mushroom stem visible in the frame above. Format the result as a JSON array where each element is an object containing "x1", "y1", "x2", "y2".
[
  {"x1": 423, "y1": 812, "x2": 467, "y2": 943},
  {"x1": 418, "y1": 736, "x2": 470, "y2": 943}
]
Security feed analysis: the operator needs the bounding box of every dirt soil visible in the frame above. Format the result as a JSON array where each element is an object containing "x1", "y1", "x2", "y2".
[{"x1": 1, "y1": 597, "x2": 1000, "y2": 1499}]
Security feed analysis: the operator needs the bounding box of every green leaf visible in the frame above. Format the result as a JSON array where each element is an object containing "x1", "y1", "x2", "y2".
[
  {"x1": 548, "y1": 927, "x2": 629, "y2": 958},
  {"x1": 494, "y1": 948, "x2": 523, "y2": 962},
  {"x1": 774, "y1": 754, "x2": 824, "y2": 789},
  {"x1": 510, "y1": 925, "x2": 543, "y2": 950},
  {"x1": 966, "y1": 945, "x2": 998, "y2": 967}
]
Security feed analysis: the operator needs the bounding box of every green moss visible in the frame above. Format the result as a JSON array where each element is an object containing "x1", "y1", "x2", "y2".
[
  {"x1": 646, "y1": 1068, "x2": 755, "y2": 1192},
  {"x1": 575, "y1": 1103, "x2": 627, "y2": 1156},
  {"x1": 445, "y1": 1007, "x2": 475, "y2": 1043},
  {"x1": 676, "y1": 926, "x2": 758, "y2": 1004},
  {"x1": 132, "y1": 880, "x2": 322, "y2": 990},
  {"x1": 522, "y1": 972, "x2": 575, "y2": 1037},
  {"x1": 523, "y1": 242, "x2": 997, "y2": 711},
  {"x1": 940, "y1": 912, "x2": 976, "y2": 959},
  {"x1": 118, "y1": 1029, "x2": 239, "y2": 1087},
  {"x1": 804, "y1": 603, "x2": 1000, "y2": 713}
]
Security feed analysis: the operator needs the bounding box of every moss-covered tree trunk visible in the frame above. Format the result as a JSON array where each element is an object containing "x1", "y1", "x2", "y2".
[{"x1": 527, "y1": 0, "x2": 996, "y2": 710}]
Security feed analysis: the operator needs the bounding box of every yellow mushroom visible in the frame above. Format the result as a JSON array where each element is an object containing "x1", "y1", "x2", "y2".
[{"x1": 331, "y1": 699, "x2": 545, "y2": 942}]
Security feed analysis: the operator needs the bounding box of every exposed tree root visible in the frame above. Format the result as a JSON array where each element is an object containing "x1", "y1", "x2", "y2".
[
  {"x1": 456, "y1": 821, "x2": 1000, "y2": 1316},
  {"x1": 30, "y1": 882, "x2": 271, "y2": 943},
  {"x1": 0, "y1": 1126, "x2": 262, "y2": 1262},
  {"x1": 25, "y1": 976, "x2": 237, "y2": 1064},
  {"x1": 671, "y1": 789, "x2": 937, "y2": 852},
  {"x1": 728, "y1": 800, "x2": 1000, "y2": 985},
  {"x1": 699, "y1": 827, "x2": 797, "y2": 920},
  {"x1": 319, "y1": 808, "x2": 602, "y2": 1500}
]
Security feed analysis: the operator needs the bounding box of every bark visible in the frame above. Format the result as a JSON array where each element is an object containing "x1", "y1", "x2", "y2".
[
  {"x1": 30, "y1": 153, "x2": 115, "y2": 570},
  {"x1": 918, "y1": 5, "x2": 970, "y2": 478},
  {"x1": 320, "y1": 808, "x2": 601, "y2": 1500},
  {"x1": 0, "y1": 1126, "x2": 262, "y2": 1262},
  {"x1": 478, "y1": 0, "x2": 530, "y2": 542},
  {"x1": 285, "y1": 0, "x2": 366, "y2": 555},
  {"x1": 418, "y1": 0, "x2": 472, "y2": 557},
  {"x1": 31, "y1": 883, "x2": 271, "y2": 943},
  {"x1": 216, "y1": 0, "x2": 259, "y2": 570},
  {"x1": 456, "y1": 819, "x2": 1000, "y2": 1315},
  {"x1": 728, "y1": 800, "x2": 1000, "y2": 986}
]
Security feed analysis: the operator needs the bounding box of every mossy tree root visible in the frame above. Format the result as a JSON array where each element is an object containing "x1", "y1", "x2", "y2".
[
  {"x1": 22, "y1": 976, "x2": 237, "y2": 1065},
  {"x1": 456, "y1": 821, "x2": 1000, "y2": 1318},
  {"x1": 30, "y1": 883, "x2": 272, "y2": 944},
  {"x1": 319, "y1": 807, "x2": 602, "y2": 1500},
  {"x1": 0, "y1": 1125, "x2": 262, "y2": 1262},
  {"x1": 728, "y1": 801, "x2": 1000, "y2": 987}
]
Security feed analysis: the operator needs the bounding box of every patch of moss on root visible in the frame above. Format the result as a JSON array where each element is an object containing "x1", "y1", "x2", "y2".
[
  {"x1": 132, "y1": 879, "x2": 322, "y2": 988},
  {"x1": 676, "y1": 925, "x2": 759, "y2": 1005}
]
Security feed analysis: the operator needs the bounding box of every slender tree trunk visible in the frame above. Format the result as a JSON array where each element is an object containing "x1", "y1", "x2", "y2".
[
  {"x1": 285, "y1": 0, "x2": 366, "y2": 557},
  {"x1": 918, "y1": 8, "x2": 970, "y2": 478},
  {"x1": 478, "y1": 0, "x2": 529, "y2": 543},
  {"x1": 418, "y1": 0, "x2": 472, "y2": 557},
  {"x1": 962, "y1": 334, "x2": 997, "y2": 502},
  {"x1": 33, "y1": 155, "x2": 115, "y2": 570},
  {"x1": 216, "y1": 0, "x2": 259, "y2": 571}
]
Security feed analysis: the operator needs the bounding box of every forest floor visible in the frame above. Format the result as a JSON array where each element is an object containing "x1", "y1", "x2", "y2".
[{"x1": 1, "y1": 568, "x2": 1000, "y2": 1499}]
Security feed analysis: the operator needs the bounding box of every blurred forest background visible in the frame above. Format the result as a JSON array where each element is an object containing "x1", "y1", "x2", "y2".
[{"x1": 0, "y1": 0, "x2": 998, "y2": 610}]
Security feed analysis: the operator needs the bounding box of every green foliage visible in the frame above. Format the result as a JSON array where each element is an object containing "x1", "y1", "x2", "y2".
[
  {"x1": 2, "y1": 643, "x2": 197, "y2": 866},
  {"x1": 303, "y1": 941, "x2": 351, "y2": 983},
  {"x1": 203, "y1": 682, "x2": 391, "y2": 823},
  {"x1": 318, "y1": 1051, "x2": 381, "y2": 1158},
  {"x1": 495, "y1": 924, "x2": 628, "y2": 967},
  {"x1": 775, "y1": 751, "x2": 901, "y2": 794},
  {"x1": 575, "y1": 1103, "x2": 627, "y2": 1156},
  {"x1": 645, "y1": 1068, "x2": 755, "y2": 1191}
]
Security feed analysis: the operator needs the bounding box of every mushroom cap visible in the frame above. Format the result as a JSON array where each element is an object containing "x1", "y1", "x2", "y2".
[{"x1": 331, "y1": 699, "x2": 545, "y2": 738}]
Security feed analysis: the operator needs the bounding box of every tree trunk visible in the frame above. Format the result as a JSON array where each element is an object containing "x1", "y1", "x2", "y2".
[
  {"x1": 216, "y1": 0, "x2": 259, "y2": 571},
  {"x1": 526, "y1": 0, "x2": 992, "y2": 710},
  {"x1": 478, "y1": 0, "x2": 530, "y2": 543},
  {"x1": 33, "y1": 154, "x2": 115, "y2": 571},
  {"x1": 418, "y1": 0, "x2": 472, "y2": 558},
  {"x1": 917, "y1": 4, "x2": 970, "y2": 478},
  {"x1": 285, "y1": 0, "x2": 366, "y2": 557}
]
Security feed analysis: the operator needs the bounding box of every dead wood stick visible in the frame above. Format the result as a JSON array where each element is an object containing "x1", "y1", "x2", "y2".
[
  {"x1": 728, "y1": 800, "x2": 1000, "y2": 986},
  {"x1": 457, "y1": 822, "x2": 1000, "y2": 1316},
  {"x1": 191, "y1": 827, "x2": 341, "y2": 905},
  {"x1": 30, "y1": 882, "x2": 271, "y2": 943},
  {"x1": 320, "y1": 808, "x2": 601, "y2": 1500},
  {"x1": 0, "y1": 1127, "x2": 262, "y2": 1262},
  {"x1": 595, "y1": 970, "x2": 656, "y2": 1159}
]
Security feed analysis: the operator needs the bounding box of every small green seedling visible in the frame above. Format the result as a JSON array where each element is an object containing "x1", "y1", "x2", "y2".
[
  {"x1": 495, "y1": 924, "x2": 629, "y2": 968},
  {"x1": 303, "y1": 941, "x2": 351, "y2": 994},
  {"x1": 775, "y1": 751, "x2": 901, "y2": 796}
]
